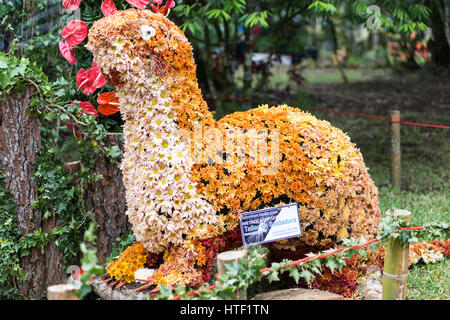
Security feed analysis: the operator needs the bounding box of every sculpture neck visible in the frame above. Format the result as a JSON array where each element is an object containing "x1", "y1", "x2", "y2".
[
  {"x1": 167, "y1": 63, "x2": 216, "y2": 133},
  {"x1": 117, "y1": 76, "x2": 217, "y2": 253}
]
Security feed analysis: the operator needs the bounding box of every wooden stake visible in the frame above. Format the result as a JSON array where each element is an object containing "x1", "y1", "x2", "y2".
[
  {"x1": 389, "y1": 110, "x2": 401, "y2": 189},
  {"x1": 382, "y1": 209, "x2": 411, "y2": 300},
  {"x1": 47, "y1": 284, "x2": 79, "y2": 300},
  {"x1": 217, "y1": 249, "x2": 248, "y2": 300}
]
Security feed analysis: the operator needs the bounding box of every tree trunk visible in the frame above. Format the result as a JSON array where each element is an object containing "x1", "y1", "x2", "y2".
[
  {"x1": 43, "y1": 216, "x2": 67, "y2": 287},
  {"x1": 243, "y1": 0, "x2": 254, "y2": 97},
  {"x1": 83, "y1": 135, "x2": 130, "y2": 264},
  {"x1": 0, "y1": 86, "x2": 45, "y2": 298},
  {"x1": 427, "y1": 0, "x2": 450, "y2": 68}
]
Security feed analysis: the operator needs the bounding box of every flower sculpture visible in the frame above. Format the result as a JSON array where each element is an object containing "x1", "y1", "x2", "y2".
[{"x1": 86, "y1": 9, "x2": 381, "y2": 287}]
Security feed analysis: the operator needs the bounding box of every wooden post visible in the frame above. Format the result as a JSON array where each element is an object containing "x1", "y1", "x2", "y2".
[
  {"x1": 382, "y1": 209, "x2": 411, "y2": 300},
  {"x1": 47, "y1": 284, "x2": 79, "y2": 300},
  {"x1": 389, "y1": 110, "x2": 401, "y2": 189},
  {"x1": 217, "y1": 249, "x2": 248, "y2": 300}
]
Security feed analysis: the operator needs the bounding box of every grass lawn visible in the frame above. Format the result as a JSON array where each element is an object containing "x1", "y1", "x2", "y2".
[{"x1": 407, "y1": 259, "x2": 449, "y2": 300}]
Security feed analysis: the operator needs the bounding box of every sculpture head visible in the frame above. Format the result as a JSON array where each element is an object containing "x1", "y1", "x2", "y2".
[{"x1": 86, "y1": 9, "x2": 194, "y2": 89}]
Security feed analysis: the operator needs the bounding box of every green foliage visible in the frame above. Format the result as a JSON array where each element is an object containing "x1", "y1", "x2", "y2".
[
  {"x1": 105, "y1": 231, "x2": 137, "y2": 265},
  {"x1": 76, "y1": 222, "x2": 105, "y2": 299},
  {"x1": 377, "y1": 213, "x2": 449, "y2": 245},
  {"x1": 0, "y1": 44, "x2": 49, "y2": 98},
  {"x1": 0, "y1": 174, "x2": 26, "y2": 299},
  {"x1": 32, "y1": 147, "x2": 95, "y2": 266},
  {"x1": 308, "y1": 1, "x2": 337, "y2": 15},
  {"x1": 308, "y1": 0, "x2": 432, "y2": 34}
]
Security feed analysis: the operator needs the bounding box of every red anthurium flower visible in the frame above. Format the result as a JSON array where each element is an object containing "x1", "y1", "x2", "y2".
[
  {"x1": 64, "y1": 121, "x2": 80, "y2": 140},
  {"x1": 71, "y1": 101, "x2": 98, "y2": 118},
  {"x1": 79, "y1": 101, "x2": 98, "y2": 118},
  {"x1": 97, "y1": 91, "x2": 120, "y2": 116},
  {"x1": 62, "y1": 0, "x2": 82, "y2": 11},
  {"x1": 165, "y1": 0, "x2": 175, "y2": 9},
  {"x1": 62, "y1": 20, "x2": 88, "y2": 47},
  {"x1": 76, "y1": 62, "x2": 107, "y2": 95},
  {"x1": 65, "y1": 121, "x2": 74, "y2": 132},
  {"x1": 125, "y1": 0, "x2": 150, "y2": 10},
  {"x1": 59, "y1": 40, "x2": 77, "y2": 64},
  {"x1": 150, "y1": 0, "x2": 175, "y2": 15},
  {"x1": 101, "y1": 0, "x2": 117, "y2": 17},
  {"x1": 162, "y1": 0, "x2": 175, "y2": 15}
]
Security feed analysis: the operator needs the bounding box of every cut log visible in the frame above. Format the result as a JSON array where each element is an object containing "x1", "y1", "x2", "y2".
[
  {"x1": 47, "y1": 284, "x2": 78, "y2": 300},
  {"x1": 252, "y1": 288, "x2": 346, "y2": 300}
]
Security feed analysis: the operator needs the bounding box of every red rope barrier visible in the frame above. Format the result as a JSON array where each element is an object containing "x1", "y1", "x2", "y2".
[
  {"x1": 307, "y1": 108, "x2": 449, "y2": 129},
  {"x1": 207, "y1": 97, "x2": 449, "y2": 129},
  {"x1": 397, "y1": 121, "x2": 450, "y2": 130},
  {"x1": 311, "y1": 108, "x2": 389, "y2": 120},
  {"x1": 397, "y1": 227, "x2": 424, "y2": 230}
]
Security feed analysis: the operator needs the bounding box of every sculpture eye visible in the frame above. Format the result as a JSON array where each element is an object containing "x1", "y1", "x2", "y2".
[{"x1": 141, "y1": 25, "x2": 156, "y2": 41}]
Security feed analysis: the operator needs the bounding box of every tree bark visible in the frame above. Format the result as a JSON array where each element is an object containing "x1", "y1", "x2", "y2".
[
  {"x1": 243, "y1": 0, "x2": 254, "y2": 96},
  {"x1": 427, "y1": 0, "x2": 450, "y2": 68},
  {"x1": 83, "y1": 135, "x2": 130, "y2": 264},
  {"x1": 43, "y1": 216, "x2": 67, "y2": 286},
  {"x1": 0, "y1": 85, "x2": 45, "y2": 298}
]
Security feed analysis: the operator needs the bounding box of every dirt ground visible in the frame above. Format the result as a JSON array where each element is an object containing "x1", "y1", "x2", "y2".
[{"x1": 303, "y1": 71, "x2": 450, "y2": 120}]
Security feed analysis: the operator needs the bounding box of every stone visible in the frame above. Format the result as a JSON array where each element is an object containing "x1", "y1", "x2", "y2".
[
  {"x1": 91, "y1": 277, "x2": 149, "y2": 300},
  {"x1": 252, "y1": 288, "x2": 346, "y2": 300},
  {"x1": 356, "y1": 265, "x2": 383, "y2": 300}
]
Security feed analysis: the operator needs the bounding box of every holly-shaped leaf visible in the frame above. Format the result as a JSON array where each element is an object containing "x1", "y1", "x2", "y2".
[
  {"x1": 289, "y1": 268, "x2": 301, "y2": 284},
  {"x1": 299, "y1": 270, "x2": 315, "y2": 284}
]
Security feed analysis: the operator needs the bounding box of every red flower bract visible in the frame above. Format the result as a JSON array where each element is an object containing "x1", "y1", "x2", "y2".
[
  {"x1": 62, "y1": 0, "x2": 82, "y2": 11},
  {"x1": 126, "y1": 0, "x2": 150, "y2": 10},
  {"x1": 97, "y1": 91, "x2": 120, "y2": 116},
  {"x1": 101, "y1": 0, "x2": 117, "y2": 17},
  {"x1": 165, "y1": 0, "x2": 175, "y2": 9},
  {"x1": 59, "y1": 40, "x2": 77, "y2": 64},
  {"x1": 62, "y1": 20, "x2": 88, "y2": 47},
  {"x1": 150, "y1": 0, "x2": 175, "y2": 14},
  {"x1": 72, "y1": 101, "x2": 98, "y2": 118},
  {"x1": 80, "y1": 101, "x2": 98, "y2": 118},
  {"x1": 76, "y1": 62, "x2": 107, "y2": 95}
]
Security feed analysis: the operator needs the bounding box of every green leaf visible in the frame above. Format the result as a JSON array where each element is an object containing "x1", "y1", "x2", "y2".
[
  {"x1": 289, "y1": 268, "x2": 301, "y2": 284},
  {"x1": 0, "y1": 56, "x2": 8, "y2": 68},
  {"x1": 267, "y1": 270, "x2": 280, "y2": 283},
  {"x1": 299, "y1": 270, "x2": 315, "y2": 284},
  {"x1": 325, "y1": 259, "x2": 338, "y2": 274}
]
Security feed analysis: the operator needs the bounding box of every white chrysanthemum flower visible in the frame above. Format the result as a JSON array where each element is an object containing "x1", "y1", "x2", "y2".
[
  {"x1": 118, "y1": 79, "x2": 217, "y2": 253},
  {"x1": 141, "y1": 25, "x2": 156, "y2": 41}
]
